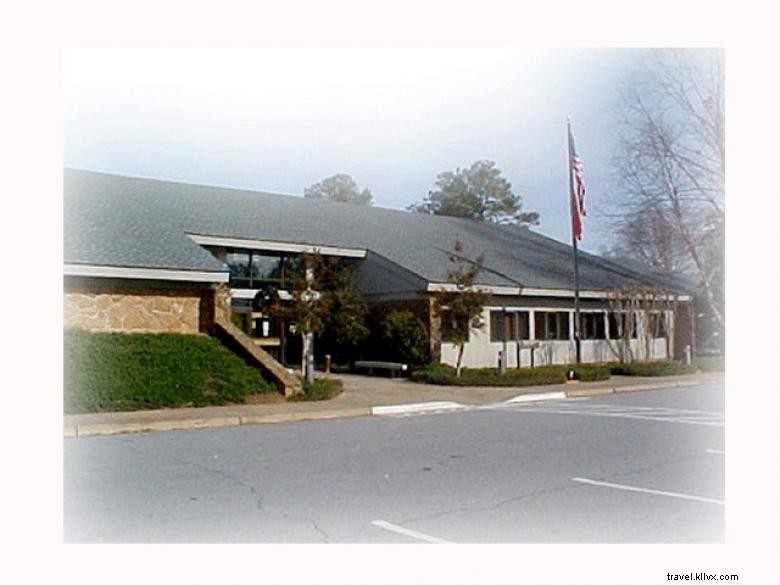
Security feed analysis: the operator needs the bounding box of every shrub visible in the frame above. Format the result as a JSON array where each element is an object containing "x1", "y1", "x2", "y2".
[
  {"x1": 318, "y1": 265, "x2": 370, "y2": 364},
  {"x1": 410, "y1": 363, "x2": 612, "y2": 386},
  {"x1": 64, "y1": 330, "x2": 275, "y2": 413},
  {"x1": 409, "y1": 363, "x2": 459, "y2": 384},
  {"x1": 569, "y1": 364, "x2": 612, "y2": 382},
  {"x1": 287, "y1": 378, "x2": 344, "y2": 401},
  {"x1": 609, "y1": 361, "x2": 696, "y2": 377},
  {"x1": 379, "y1": 310, "x2": 429, "y2": 366},
  {"x1": 413, "y1": 364, "x2": 553, "y2": 386}
]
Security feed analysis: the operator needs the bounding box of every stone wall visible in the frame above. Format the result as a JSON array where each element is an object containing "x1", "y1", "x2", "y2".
[{"x1": 64, "y1": 278, "x2": 213, "y2": 334}]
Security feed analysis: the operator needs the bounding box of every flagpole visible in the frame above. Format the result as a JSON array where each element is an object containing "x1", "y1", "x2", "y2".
[{"x1": 567, "y1": 118, "x2": 582, "y2": 364}]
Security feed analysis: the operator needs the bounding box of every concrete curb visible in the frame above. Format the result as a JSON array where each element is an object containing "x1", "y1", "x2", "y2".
[
  {"x1": 67, "y1": 408, "x2": 371, "y2": 438},
  {"x1": 64, "y1": 376, "x2": 719, "y2": 438},
  {"x1": 564, "y1": 378, "x2": 706, "y2": 398},
  {"x1": 565, "y1": 387, "x2": 615, "y2": 398},
  {"x1": 238, "y1": 408, "x2": 370, "y2": 425}
]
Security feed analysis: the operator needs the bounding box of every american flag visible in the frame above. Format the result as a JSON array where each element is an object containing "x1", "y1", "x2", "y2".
[{"x1": 568, "y1": 123, "x2": 587, "y2": 241}]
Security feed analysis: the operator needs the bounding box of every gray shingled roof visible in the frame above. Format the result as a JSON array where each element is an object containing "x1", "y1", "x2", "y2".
[{"x1": 63, "y1": 168, "x2": 690, "y2": 293}]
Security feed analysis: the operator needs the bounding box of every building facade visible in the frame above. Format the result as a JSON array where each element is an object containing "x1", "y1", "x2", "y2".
[{"x1": 64, "y1": 169, "x2": 694, "y2": 378}]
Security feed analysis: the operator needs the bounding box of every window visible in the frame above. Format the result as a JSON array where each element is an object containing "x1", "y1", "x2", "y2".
[
  {"x1": 608, "y1": 312, "x2": 638, "y2": 339},
  {"x1": 250, "y1": 254, "x2": 282, "y2": 284},
  {"x1": 225, "y1": 250, "x2": 289, "y2": 289},
  {"x1": 580, "y1": 312, "x2": 606, "y2": 340},
  {"x1": 490, "y1": 310, "x2": 530, "y2": 342},
  {"x1": 226, "y1": 251, "x2": 252, "y2": 287},
  {"x1": 647, "y1": 312, "x2": 668, "y2": 338},
  {"x1": 534, "y1": 311, "x2": 570, "y2": 340}
]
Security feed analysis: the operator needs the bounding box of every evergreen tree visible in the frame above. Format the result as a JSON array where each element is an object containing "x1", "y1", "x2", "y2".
[
  {"x1": 304, "y1": 174, "x2": 373, "y2": 205},
  {"x1": 408, "y1": 160, "x2": 538, "y2": 225}
]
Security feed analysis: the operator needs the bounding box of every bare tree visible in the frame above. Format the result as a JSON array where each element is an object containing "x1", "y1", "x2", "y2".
[
  {"x1": 606, "y1": 202, "x2": 690, "y2": 273},
  {"x1": 609, "y1": 49, "x2": 724, "y2": 331},
  {"x1": 605, "y1": 288, "x2": 637, "y2": 364},
  {"x1": 605, "y1": 285, "x2": 680, "y2": 363}
]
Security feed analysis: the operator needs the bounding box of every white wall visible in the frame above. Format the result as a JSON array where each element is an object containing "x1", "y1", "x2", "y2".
[{"x1": 439, "y1": 307, "x2": 671, "y2": 369}]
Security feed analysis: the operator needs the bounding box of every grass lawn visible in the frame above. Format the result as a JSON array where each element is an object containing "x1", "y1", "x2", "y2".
[
  {"x1": 287, "y1": 378, "x2": 344, "y2": 401},
  {"x1": 64, "y1": 330, "x2": 276, "y2": 413}
]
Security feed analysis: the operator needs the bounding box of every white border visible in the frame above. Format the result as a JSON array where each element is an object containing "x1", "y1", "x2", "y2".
[
  {"x1": 521, "y1": 287, "x2": 690, "y2": 301},
  {"x1": 427, "y1": 282, "x2": 521, "y2": 295},
  {"x1": 187, "y1": 233, "x2": 367, "y2": 258},
  {"x1": 230, "y1": 288, "x2": 293, "y2": 301},
  {"x1": 427, "y1": 283, "x2": 689, "y2": 301},
  {"x1": 63, "y1": 263, "x2": 229, "y2": 283}
]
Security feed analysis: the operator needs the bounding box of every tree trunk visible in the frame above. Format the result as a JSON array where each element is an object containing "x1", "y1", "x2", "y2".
[
  {"x1": 306, "y1": 332, "x2": 315, "y2": 384},
  {"x1": 300, "y1": 333, "x2": 306, "y2": 377},
  {"x1": 456, "y1": 343, "x2": 465, "y2": 377}
]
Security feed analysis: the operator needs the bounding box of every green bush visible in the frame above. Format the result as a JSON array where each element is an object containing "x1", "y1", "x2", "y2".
[
  {"x1": 569, "y1": 364, "x2": 612, "y2": 382},
  {"x1": 64, "y1": 330, "x2": 275, "y2": 413},
  {"x1": 409, "y1": 363, "x2": 459, "y2": 384},
  {"x1": 287, "y1": 378, "x2": 344, "y2": 401},
  {"x1": 379, "y1": 310, "x2": 429, "y2": 366},
  {"x1": 609, "y1": 361, "x2": 697, "y2": 377},
  {"x1": 410, "y1": 363, "x2": 610, "y2": 386}
]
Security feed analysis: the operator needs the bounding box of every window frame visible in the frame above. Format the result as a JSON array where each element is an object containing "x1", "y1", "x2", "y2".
[
  {"x1": 534, "y1": 311, "x2": 570, "y2": 341},
  {"x1": 580, "y1": 312, "x2": 606, "y2": 340},
  {"x1": 225, "y1": 249, "x2": 293, "y2": 289},
  {"x1": 490, "y1": 310, "x2": 530, "y2": 343}
]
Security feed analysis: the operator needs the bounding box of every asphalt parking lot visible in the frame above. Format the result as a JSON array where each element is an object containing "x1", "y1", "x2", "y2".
[{"x1": 64, "y1": 382, "x2": 724, "y2": 543}]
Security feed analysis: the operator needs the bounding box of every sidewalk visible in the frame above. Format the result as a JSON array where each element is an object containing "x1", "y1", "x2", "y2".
[{"x1": 64, "y1": 371, "x2": 724, "y2": 438}]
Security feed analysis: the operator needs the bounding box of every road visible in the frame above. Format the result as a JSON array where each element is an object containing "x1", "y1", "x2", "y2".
[{"x1": 64, "y1": 382, "x2": 724, "y2": 543}]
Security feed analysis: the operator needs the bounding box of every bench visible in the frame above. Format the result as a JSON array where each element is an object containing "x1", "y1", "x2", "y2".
[{"x1": 354, "y1": 360, "x2": 409, "y2": 378}]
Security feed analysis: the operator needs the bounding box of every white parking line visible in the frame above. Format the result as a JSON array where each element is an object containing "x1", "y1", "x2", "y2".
[
  {"x1": 572, "y1": 477, "x2": 725, "y2": 505},
  {"x1": 706, "y1": 449, "x2": 725, "y2": 455},
  {"x1": 507, "y1": 404, "x2": 724, "y2": 427},
  {"x1": 505, "y1": 391, "x2": 567, "y2": 404},
  {"x1": 371, "y1": 519, "x2": 453, "y2": 543}
]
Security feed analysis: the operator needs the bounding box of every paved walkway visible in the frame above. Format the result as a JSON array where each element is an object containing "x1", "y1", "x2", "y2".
[{"x1": 64, "y1": 371, "x2": 724, "y2": 437}]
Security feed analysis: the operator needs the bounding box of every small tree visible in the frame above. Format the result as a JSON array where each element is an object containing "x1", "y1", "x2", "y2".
[
  {"x1": 432, "y1": 239, "x2": 488, "y2": 377},
  {"x1": 320, "y1": 264, "x2": 370, "y2": 364},
  {"x1": 264, "y1": 252, "x2": 334, "y2": 383}
]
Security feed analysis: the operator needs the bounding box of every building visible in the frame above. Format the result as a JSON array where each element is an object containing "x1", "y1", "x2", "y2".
[{"x1": 64, "y1": 169, "x2": 695, "y2": 388}]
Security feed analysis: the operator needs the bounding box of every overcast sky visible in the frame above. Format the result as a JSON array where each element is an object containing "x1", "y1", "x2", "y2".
[{"x1": 64, "y1": 48, "x2": 646, "y2": 253}]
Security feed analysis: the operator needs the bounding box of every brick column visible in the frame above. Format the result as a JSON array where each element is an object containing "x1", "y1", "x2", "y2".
[{"x1": 673, "y1": 301, "x2": 694, "y2": 360}]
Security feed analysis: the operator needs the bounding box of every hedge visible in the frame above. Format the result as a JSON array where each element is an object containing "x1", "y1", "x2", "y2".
[
  {"x1": 609, "y1": 361, "x2": 697, "y2": 377},
  {"x1": 410, "y1": 363, "x2": 611, "y2": 386}
]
